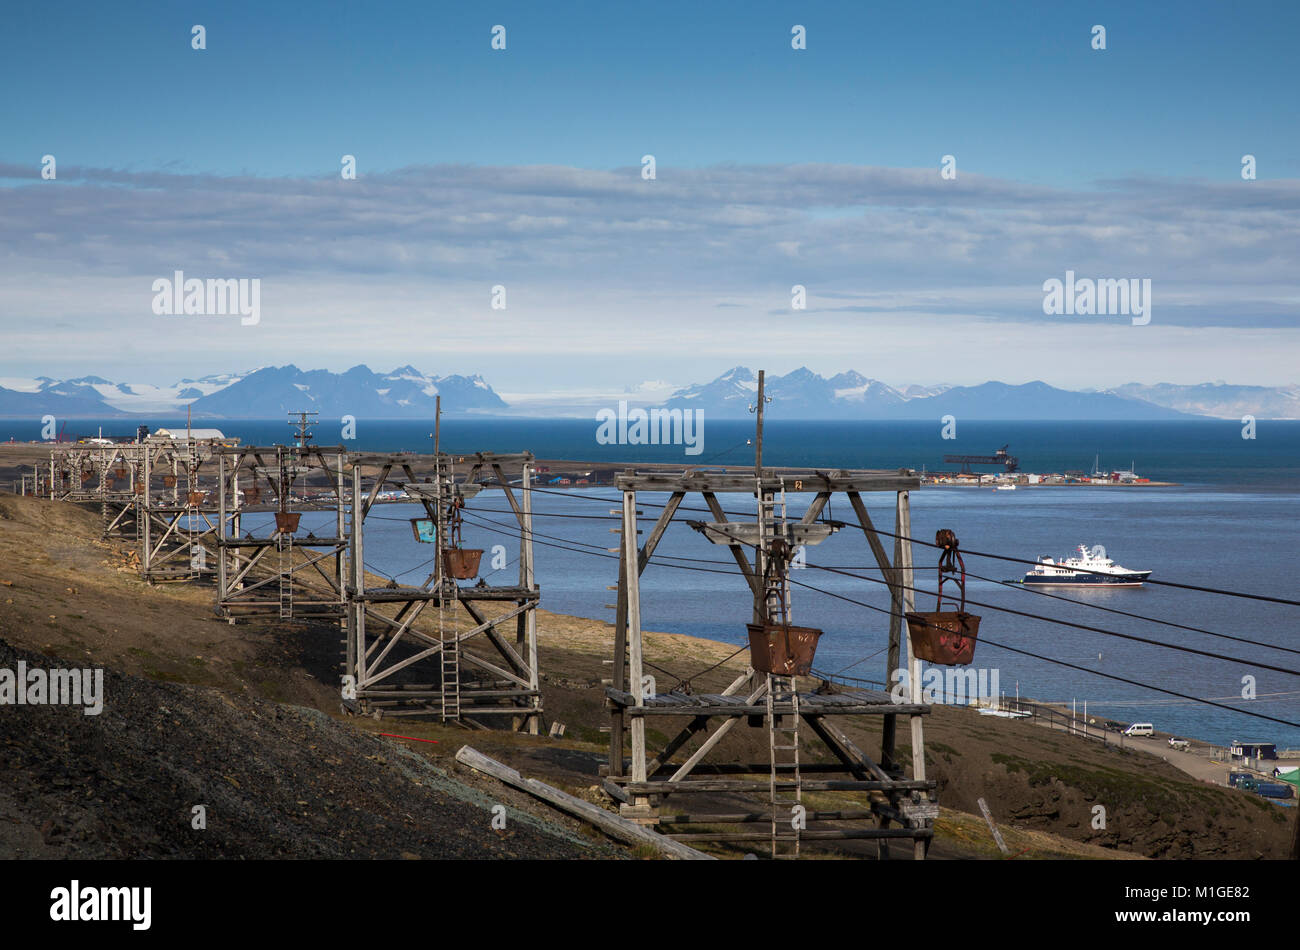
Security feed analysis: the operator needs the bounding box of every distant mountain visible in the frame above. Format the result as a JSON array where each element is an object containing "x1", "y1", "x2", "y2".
[
  {"x1": 6, "y1": 364, "x2": 1298, "y2": 421},
  {"x1": 889, "y1": 380, "x2": 1191, "y2": 420},
  {"x1": 0, "y1": 366, "x2": 507, "y2": 419},
  {"x1": 1110, "y1": 382, "x2": 1300, "y2": 420},
  {"x1": 0, "y1": 380, "x2": 125, "y2": 418},
  {"x1": 662, "y1": 365, "x2": 758, "y2": 413},
  {"x1": 660, "y1": 368, "x2": 1198, "y2": 420},
  {"x1": 187, "y1": 364, "x2": 506, "y2": 418},
  {"x1": 664, "y1": 366, "x2": 906, "y2": 418}
]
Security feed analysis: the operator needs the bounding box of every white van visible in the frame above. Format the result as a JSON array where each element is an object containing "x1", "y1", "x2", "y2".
[{"x1": 1123, "y1": 723, "x2": 1154, "y2": 737}]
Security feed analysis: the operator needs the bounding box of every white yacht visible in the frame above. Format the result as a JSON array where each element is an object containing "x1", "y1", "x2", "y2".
[{"x1": 1022, "y1": 545, "x2": 1151, "y2": 587}]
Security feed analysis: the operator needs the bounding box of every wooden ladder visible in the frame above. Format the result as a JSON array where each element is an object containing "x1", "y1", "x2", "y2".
[
  {"x1": 767, "y1": 673, "x2": 803, "y2": 859},
  {"x1": 441, "y1": 633, "x2": 461, "y2": 721},
  {"x1": 277, "y1": 533, "x2": 292, "y2": 618}
]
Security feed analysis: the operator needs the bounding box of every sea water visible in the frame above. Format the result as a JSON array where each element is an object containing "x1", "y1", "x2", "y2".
[{"x1": 24, "y1": 417, "x2": 1300, "y2": 747}]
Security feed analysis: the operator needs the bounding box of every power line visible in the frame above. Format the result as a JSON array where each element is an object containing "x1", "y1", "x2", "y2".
[
  {"x1": 455, "y1": 504, "x2": 1300, "y2": 730},
  {"x1": 804, "y1": 560, "x2": 1300, "y2": 679},
  {"x1": 497, "y1": 482, "x2": 1300, "y2": 607},
  {"x1": 461, "y1": 506, "x2": 1300, "y2": 678},
  {"x1": 357, "y1": 486, "x2": 1300, "y2": 729},
  {"x1": 780, "y1": 574, "x2": 1300, "y2": 731},
  {"x1": 957, "y1": 566, "x2": 1300, "y2": 658},
  {"x1": 855, "y1": 523, "x2": 1300, "y2": 608}
]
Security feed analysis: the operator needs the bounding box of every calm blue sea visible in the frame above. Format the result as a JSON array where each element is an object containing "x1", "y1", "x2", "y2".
[
  {"x1": 15, "y1": 417, "x2": 1299, "y2": 491},
  {"x1": 18, "y1": 417, "x2": 1300, "y2": 748}
]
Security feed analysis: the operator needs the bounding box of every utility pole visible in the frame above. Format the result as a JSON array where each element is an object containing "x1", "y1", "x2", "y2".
[{"x1": 748, "y1": 371, "x2": 773, "y2": 623}]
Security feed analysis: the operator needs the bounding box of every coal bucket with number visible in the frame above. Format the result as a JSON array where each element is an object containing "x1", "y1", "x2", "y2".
[
  {"x1": 275, "y1": 512, "x2": 301, "y2": 534},
  {"x1": 442, "y1": 548, "x2": 483, "y2": 580},
  {"x1": 187, "y1": 491, "x2": 206, "y2": 506},
  {"x1": 746, "y1": 622, "x2": 822, "y2": 676},
  {"x1": 905, "y1": 529, "x2": 980, "y2": 666},
  {"x1": 905, "y1": 610, "x2": 980, "y2": 665},
  {"x1": 242, "y1": 487, "x2": 261, "y2": 504}
]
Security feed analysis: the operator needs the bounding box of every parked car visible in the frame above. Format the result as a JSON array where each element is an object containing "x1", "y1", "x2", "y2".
[
  {"x1": 1123, "y1": 723, "x2": 1155, "y2": 737},
  {"x1": 1168, "y1": 738, "x2": 1190, "y2": 751}
]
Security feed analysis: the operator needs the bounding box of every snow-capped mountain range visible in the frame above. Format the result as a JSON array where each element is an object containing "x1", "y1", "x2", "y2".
[
  {"x1": 1, "y1": 365, "x2": 1296, "y2": 419},
  {"x1": 661, "y1": 367, "x2": 1300, "y2": 419},
  {"x1": 0, "y1": 365, "x2": 506, "y2": 418}
]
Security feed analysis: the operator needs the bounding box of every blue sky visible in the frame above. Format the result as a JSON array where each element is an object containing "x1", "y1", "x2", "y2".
[
  {"x1": 2, "y1": 0, "x2": 1298, "y2": 393},
  {"x1": 7, "y1": 1, "x2": 1297, "y2": 181}
]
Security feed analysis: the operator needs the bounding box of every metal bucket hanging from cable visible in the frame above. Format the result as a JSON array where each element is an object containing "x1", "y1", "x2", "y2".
[
  {"x1": 905, "y1": 529, "x2": 980, "y2": 665},
  {"x1": 273, "y1": 456, "x2": 299, "y2": 533},
  {"x1": 745, "y1": 537, "x2": 823, "y2": 675},
  {"x1": 441, "y1": 494, "x2": 483, "y2": 579}
]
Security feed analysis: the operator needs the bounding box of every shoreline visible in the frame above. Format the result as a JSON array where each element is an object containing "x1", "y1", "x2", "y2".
[{"x1": 0, "y1": 444, "x2": 1183, "y2": 488}]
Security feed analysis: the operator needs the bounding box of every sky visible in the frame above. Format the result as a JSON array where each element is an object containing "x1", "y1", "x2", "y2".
[{"x1": 1, "y1": 0, "x2": 1297, "y2": 396}]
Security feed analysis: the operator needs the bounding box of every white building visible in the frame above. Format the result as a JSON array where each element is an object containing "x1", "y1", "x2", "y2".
[{"x1": 151, "y1": 428, "x2": 232, "y2": 442}]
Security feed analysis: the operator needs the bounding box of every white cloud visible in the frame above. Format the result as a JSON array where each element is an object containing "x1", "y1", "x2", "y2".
[{"x1": 1, "y1": 161, "x2": 1296, "y2": 387}]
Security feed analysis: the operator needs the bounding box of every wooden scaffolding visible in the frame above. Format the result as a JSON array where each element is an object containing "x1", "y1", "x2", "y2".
[
  {"x1": 603, "y1": 467, "x2": 937, "y2": 858},
  {"x1": 46, "y1": 443, "x2": 145, "y2": 540},
  {"x1": 343, "y1": 451, "x2": 542, "y2": 731},
  {"x1": 134, "y1": 436, "x2": 225, "y2": 581},
  {"x1": 214, "y1": 444, "x2": 349, "y2": 621},
  {"x1": 48, "y1": 438, "x2": 228, "y2": 579}
]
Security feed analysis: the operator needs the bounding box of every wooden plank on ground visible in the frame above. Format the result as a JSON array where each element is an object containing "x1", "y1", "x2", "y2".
[{"x1": 455, "y1": 745, "x2": 714, "y2": 860}]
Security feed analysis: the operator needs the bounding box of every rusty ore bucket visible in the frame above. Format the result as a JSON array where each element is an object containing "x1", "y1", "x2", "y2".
[
  {"x1": 746, "y1": 622, "x2": 822, "y2": 676},
  {"x1": 133, "y1": 482, "x2": 146, "y2": 495},
  {"x1": 163, "y1": 475, "x2": 177, "y2": 488},
  {"x1": 442, "y1": 548, "x2": 483, "y2": 580},
  {"x1": 80, "y1": 471, "x2": 93, "y2": 483},
  {"x1": 275, "y1": 512, "x2": 302, "y2": 533},
  {"x1": 242, "y1": 486, "x2": 262, "y2": 504},
  {"x1": 187, "y1": 490, "x2": 207, "y2": 506},
  {"x1": 904, "y1": 610, "x2": 980, "y2": 666}
]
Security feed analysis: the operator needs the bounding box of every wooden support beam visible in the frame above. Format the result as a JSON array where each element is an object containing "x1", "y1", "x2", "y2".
[
  {"x1": 637, "y1": 491, "x2": 684, "y2": 574},
  {"x1": 700, "y1": 491, "x2": 761, "y2": 602},
  {"x1": 620, "y1": 778, "x2": 933, "y2": 794},
  {"x1": 624, "y1": 489, "x2": 647, "y2": 795},
  {"x1": 615, "y1": 472, "x2": 918, "y2": 493},
  {"x1": 454, "y1": 746, "x2": 714, "y2": 860}
]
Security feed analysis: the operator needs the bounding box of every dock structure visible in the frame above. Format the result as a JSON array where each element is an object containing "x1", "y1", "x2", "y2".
[
  {"x1": 343, "y1": 451, "x2": 542, "y2": 732},
  {"x1": 214, "y1": 444, "x2": 349, "y2": 621},
  {"x1": 604, "y1": 374, "x2": 935, "y2": 857}
]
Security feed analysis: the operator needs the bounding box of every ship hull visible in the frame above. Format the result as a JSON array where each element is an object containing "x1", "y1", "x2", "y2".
[{"x1": 1022, "y1": 572, "x2": 1150, "y2": 587}]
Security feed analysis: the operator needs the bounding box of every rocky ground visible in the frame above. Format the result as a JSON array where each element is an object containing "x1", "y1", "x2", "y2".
[{"x1": 0, "y1": 640, "x2": 619, "y2": 859}]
